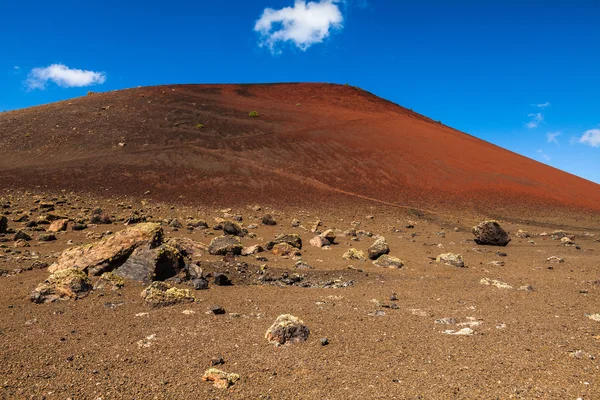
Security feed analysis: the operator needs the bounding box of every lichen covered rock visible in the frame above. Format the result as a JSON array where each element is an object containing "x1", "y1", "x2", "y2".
[
  {"x1": 202, "y1": 368, "x2": 240, "y2": 389},
  {"x1": 343, "y1": 248, "x2": 366, "y2": 261},
  {"x1": 265, "y1": 314, "x2": 310, "y2": 345},
  {"x1": 31, "y1": 268, "x2": 92, "y2": 304},
  {"x1": 373, "y1": 254, "x2": 404, "y2": 268},
  {"x1": 436, "y1": 253, "x2": 465, "y2": 268},
  {"x1": 140, "y1": 281, "x2": 195, "y2": 307},
  {"x1": 472, "y1": 221, "x2": 510, "y2": 246}
]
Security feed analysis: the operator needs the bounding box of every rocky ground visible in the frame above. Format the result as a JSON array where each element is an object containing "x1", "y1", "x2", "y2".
[{"x1": 1, "y1": 189, "x2": 600, "y2": 399}]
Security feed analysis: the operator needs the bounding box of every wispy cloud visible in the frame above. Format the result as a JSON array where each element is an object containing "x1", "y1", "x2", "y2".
[
  {"x1": 26, "y1": 64, "x2": 106, "y2": 90},
  {"x1": 526, "y1": 113, "x2": 544, "y2": 129},
  {"x1": 537, "y1": 149, "x2": 551, "y2": 161},
  {"x1": 254, "y1": 0, "x2": 344, "y2": 53},
  {"x1": 579, "y1": 129, "x2": 600, "y2": 147},
  {"x1": 547, "y1": 131, "x2": 561, "y2": 144},
  {"x1": 533, "y1": 101, "x2": 550, "y2": 109},
  {"x1": 14, "y1": 66, "x2": 20, "y2": 70}
]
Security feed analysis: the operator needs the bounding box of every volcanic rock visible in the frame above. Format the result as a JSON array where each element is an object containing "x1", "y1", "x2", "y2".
[
  {"x1": 368, "y1": 237, "x2": 390, "y2": 260},
  {"x1": 113, "y1": 244, "x2": 183, "y2": 282},
  {"x1": 48, "y1": 219, "x2": 68, "y2": 232},
  {"x1": 310, "y1": 235, "x2": 330, "y2": 248},
  {"x1": 480, "y1": 277, "x2": 513, "y2": 289},
  {"x1": 207, "y1": 235, "x2": 243, "y2": 256},
  {"x1": 166, "y1": 237, "x2": 207, "y2": 258},
  {"x1": 472, "y1": 221, "x2": 510, "y2": 246},
  {"x1": 515, "y1": 230, "x2": 530, "y2": 238},
  {"x1": 241, "y1": 244, "x2": 263, "y2": 256},
  {"x1": 202, "y1": 368, "x2": 240, "y2": 389},
  {"x1": 192, "y1": 278, "x2": 209, "y2": 290},
  {"x1": 343, "y1": 248, "x2": 366, "y2": 261},
  {"x1": 265, "y1": 314, "x2": 310, "y2": 345},
  {"x1": 38, "y1": 233, "x2": 57, "y2": 242},
  {"x1": 262, "y1": 214, "x2": 277, "y2": 226},
  {"x1": 213, "y1": 273, "x2": 232, "y2": 286},
  {"x1": 266, "y1": 233, "x2": 302, "y2": 250},
  {"x1": 272, "y1": 242, "x2": 301, "y2": 257},
  {"x1": 48, "y1": 223, "x2": 163, "y2": 274},
  {"x1": 372, "y1": 254, "x2": 404, "y2": 268},
  {"x1": 0, "y1": 216, "x2": 7, "y2": 233},
  {"x1": 14, "y1": 231, "x2": 31, "y2": 241},
  {"x1": 436, "y1": 253, "x2": 465, "y2": 268},
  {"x1": 222, "y1": 221, "x2": 245, "y2": 237},
  {"x1": 30, "y1": 268, "x2": 92, "y2": 304},
  {"x1": 140, "y1": 281, "x2": 195, "y2": 307}
]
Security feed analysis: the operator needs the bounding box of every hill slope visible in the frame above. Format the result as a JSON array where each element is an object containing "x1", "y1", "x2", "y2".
[{"x1": 1, "y1": 83, "x2": 599, "y2": 215}]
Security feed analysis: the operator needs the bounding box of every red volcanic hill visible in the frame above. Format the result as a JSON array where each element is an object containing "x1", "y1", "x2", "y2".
[{"x1": 1, "y1": 83, "x2": 599, "y2": 215}]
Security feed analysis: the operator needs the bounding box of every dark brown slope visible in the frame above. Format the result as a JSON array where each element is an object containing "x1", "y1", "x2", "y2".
[{"x1": 0, "y1": 83, "x2": 599, "y2": 215}]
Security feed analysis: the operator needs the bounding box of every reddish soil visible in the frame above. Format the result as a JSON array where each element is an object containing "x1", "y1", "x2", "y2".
[
  {"x1": 1, "y1": 83, "x2": 599, "y2": 218},
  {"x1": 1, "y1": 84, "x2": 600, "y2": 399}
]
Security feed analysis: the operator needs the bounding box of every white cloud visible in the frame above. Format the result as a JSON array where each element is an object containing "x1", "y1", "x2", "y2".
[
  {"x1": 26, "y1": 64, "x2": 106, "y2": 90},
  {"x1": 526, "y1": 113, "x2": 544, "y2": 129},
  {"x1": 534, "y1": 102, "x2": 550, "y2": 109},
  {"x1": 579, "y1": 129, "x2": 600, "y2": 147},
  {"x1": 536, "y1": 149, "x2": 551, "y2": 161},
  {"x1": 14, "y1": 66, "x2": 20, "y2": 70},
  {"x1": 254, "y1": 0, "x2": 344, "y2": 53},
  {"x1": 546, "y1": 131, "x2": 561, "y2": 144}
]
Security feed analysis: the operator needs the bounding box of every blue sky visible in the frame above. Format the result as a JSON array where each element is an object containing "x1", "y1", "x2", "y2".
[{"x1": 2, "y1": 0, "x2": 599, "y2": 183}]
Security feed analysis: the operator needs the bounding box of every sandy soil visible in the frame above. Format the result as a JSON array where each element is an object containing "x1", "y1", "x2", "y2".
[{"x1": 1, "y1": 192, "x2": 600, "y2": 399}]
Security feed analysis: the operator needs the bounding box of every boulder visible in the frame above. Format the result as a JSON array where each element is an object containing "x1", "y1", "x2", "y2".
[
  {"x1": 48, "y1": 219, "x2": 69, "y2": 232},
  {"x1": 265, "y1": 314, "x2": 310, "y2": 345},
  {"x1": 436, "y1": 253, "x2": 465, "y2": 268},
  {"x1": 472, "y1": 221, "x2": 510, "y2": 246},
  {"x1": 368, "y1": 237, "x2": 390, "y2": 260},
  {"x1": 48, "y1": 223, "x2": 163, "y2": 274},
  {"x1": 342, "y1": 248, "x2": 366, "y2": 261},
  {"x1": 272, "y1": 242, "x2": 301, "y2": 257},
  {"x1": 0, "y1": 216, "x2": 7, "y2": 233},
  {"x1": 202, "y1": 368, "x2": 240, "y2": 389},
  {"x1": 547, "y1": 256, "x2": 564, "y2": 263},
  {"x1": 113, "y1": 244, "x2": 183, "y2": 282},
  {"x1": 373, "y1": 255, "x2": 404, "y2": 268},
  {"x1": 266, "y1": 234, "x2": 302, "y2": 250},
  {"x1": 208, "y1": 235, "x2": 243, "y2": 256},
  {"x1": 30, "y1": 269, "x2": 92, "y2": 304},
  {"x1": 140, "y1": 281, "x2": 195, "y2": 307},
  {"x1": 262, "y1": 214, "x2": 277, "y2": 226}
]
